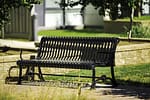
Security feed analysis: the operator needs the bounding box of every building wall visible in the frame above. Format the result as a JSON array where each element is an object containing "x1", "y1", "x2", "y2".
[
  {"x1": 35, "y1": 4, "x2": 44, "y2": 26},
  {"x1": 84, "y1": 4, "x2": 104, "y2": 27},
  {"x1": 142, "y1": 0, "x2": 150, "y2": 15},
  {"x1": 65, "y1": 10, "x2": 83, "y2": 26},
  {"x1": 35, "y1": 0, "x2": 103, "y2": 29},
  {"x1": 45, "y1": 10, "x2": 63, "y2": 28},
  {"x1": 40, "y1": 0, "x2": 84, "y2": 29}
]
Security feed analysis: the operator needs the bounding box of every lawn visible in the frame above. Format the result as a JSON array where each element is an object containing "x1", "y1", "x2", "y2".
[
  {"x1": 38, "y1": 29, "x2": 126, "y2": 37},
  {"x1": 0, "y1": 50, "x2": 35, "y2": 56},
  {"x1": 38, "y1": 29, "x2": 148, "y2": 46},
  {"x1": 117, "y1": 16, "x2": 150, "y2": 21},
  {"x1": 0, "y1": 63, "x2": 150, "y2": 100},
  {"x1": 1, "y1": 63, "x2": 150, "y2": 100},
  {"x1": 44, "y1": 63, "x2": 150, "y2": 87},
  {"x1": 0, "y1": 83, "x2": 93, "y2": 100}
]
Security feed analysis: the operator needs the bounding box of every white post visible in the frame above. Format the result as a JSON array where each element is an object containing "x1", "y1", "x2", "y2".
[
  {"x1": 1, "y1": 27, "x2": 4, "y2": 39},
  {"x1": 31, "y1": 13, "x2": 38, "y2": 41}
]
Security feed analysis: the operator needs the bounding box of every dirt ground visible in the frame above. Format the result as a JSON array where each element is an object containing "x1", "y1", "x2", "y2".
[{"x1": 0, "y1": 55, "x2": 150, "y2": 100}]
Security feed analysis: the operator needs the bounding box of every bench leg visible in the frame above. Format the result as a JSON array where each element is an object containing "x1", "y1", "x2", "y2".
[
  {"x1": 91, "y1": 65, "x2": 96, "y2": 89},
  {"x1": 18, "y1": 65, "x2": 22, "y2": 85},
  {"x1": 29, "y1": 55, "x2": 35, "y2": 81},
  {"x1": 24, "y1": 66, "x2": 35, "y2": 81},
  {"x1": 30, "y1": 66, "x2": 35, "y2": 81},
  {"x1": 24, "y1": 66, "x2": 30, "y2": 80},
  {"x1": 111, "y1": 65, "x2": 117, "y2": 87},
  {"x1": 38, "y1": 66, "x2": 45, "y2": 81}
]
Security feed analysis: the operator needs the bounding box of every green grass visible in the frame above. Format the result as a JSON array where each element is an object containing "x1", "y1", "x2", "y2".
[
  {"x1": 45, "y1": 63, "x2": 150, "y2": 87},
  {"x1": 0, "y1": 83, "x2": 96, "y2": 100},
  {"x1": 0, "y1": 50, "x2": 35, "y2": 56},
  {"x1": 1, "y1": 64, "x2": 149, "y2": 100},
  {"x1": 38, "y1": 28, "x2": 149, "y2": 46},
  {"x1": 115, "y1": 63, "x2": 150, "y2": 86},
  {"x1": 133, "y1": 16, "x2": 150, "y2": 20},
  {"x1": 38, "y1": 29, "x2": 126, "y2": 37},
  {"x1": 117, "y1": 16, "x2": 150, "y2": 21}
]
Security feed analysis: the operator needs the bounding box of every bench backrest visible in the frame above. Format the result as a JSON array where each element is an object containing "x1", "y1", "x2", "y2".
[{"x1": 37, "y1": 37, "x2": 119, "y2": 66}]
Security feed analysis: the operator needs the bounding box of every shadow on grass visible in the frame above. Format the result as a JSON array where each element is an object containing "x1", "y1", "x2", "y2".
[
  {"x1": 104, "y1": 79, "x2": 150, "y2": 99},
  {"x1": 62, "y1": 28, "x2": 104, "y2": 34}
]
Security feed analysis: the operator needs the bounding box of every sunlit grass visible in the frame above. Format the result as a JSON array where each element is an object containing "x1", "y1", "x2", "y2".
[
  {"x1": 45, "y1": 63, "x2": 150, "y2": 86},
  {"x1": 0, "y1": 83, "x2": 16, "y2": 100},
  {"x1": 117, "y1": 16, "x2": 150, "y2": 21},
  {"x1": 0, "y1": 82, "x2": 96, "y2": 100},
  {"x1": 0, "y1": 50, "x2": 35, "y2": 56},
  {"x1": 38, "y1": 29, "x2": 126, "y2": 37},
  {"x1": 38, "y1": 29, "x2": 149, "y2": 45}
]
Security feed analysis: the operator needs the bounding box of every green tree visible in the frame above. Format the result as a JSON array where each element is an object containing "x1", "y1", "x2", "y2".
[
  {"x1": 69, "y1": 0, "x2": 142, "y2": 19},
  {"x1": 55, "y1": 0, "x2": 69, "y2": 28},
  {"x1": 0, "y1": 0, "x2": 40, "y2": 30},
  {"x1": 69, "y1": 0, "x2": 120, "y2": 20},
  {"x1": 68, "y1": 0, "x2": 143, "y2": 39}
]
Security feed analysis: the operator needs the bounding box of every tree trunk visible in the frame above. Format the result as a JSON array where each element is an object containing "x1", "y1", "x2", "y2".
[
  {"x1": 62, "y1": 0, "x2": 66, "y2": 29},
  {"x1": 1, "y1": 26, "x2": 4, "y2": 39},
  {"x1": 128, "y1": 7, "x2": 134, "y2": 40},
  {"x1": 135, "y1": 1, "x2": 142, "y2": 17},
  {"x1": 137, "y1": 1, "x2": 141, "y2": 17}
]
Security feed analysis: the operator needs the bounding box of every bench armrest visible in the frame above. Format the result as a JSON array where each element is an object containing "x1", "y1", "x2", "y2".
[
  {"x1": 20, "y1": 49, "x2": 36, "y2": 60},
  {"x1": 20, "y1": 49, "x2": 23, "y2": 60}
]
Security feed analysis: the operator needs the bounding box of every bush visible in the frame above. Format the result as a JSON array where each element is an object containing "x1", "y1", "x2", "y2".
[{"x1": 131, "y1": 25, "x2": 150, "y2": 38}]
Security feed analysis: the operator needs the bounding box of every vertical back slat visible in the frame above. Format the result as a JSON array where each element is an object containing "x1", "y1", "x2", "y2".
[{"x1": 37, "y1": 37, "x2": 119, "y2": 66}]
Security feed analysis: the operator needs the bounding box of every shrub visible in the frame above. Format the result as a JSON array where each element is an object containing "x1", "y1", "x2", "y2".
[{"x1": 131, "y1": 25, "x2": 150, "y2": 38}]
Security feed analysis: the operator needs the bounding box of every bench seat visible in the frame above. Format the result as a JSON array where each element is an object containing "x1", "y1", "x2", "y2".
[{"x1": 17, "y1": 60, "x2": 95, "y2": 69}]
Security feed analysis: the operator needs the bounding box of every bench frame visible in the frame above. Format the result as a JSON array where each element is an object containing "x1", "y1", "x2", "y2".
[{"x1": 17, "y1": 37, "x2": 119, "y2": 88}]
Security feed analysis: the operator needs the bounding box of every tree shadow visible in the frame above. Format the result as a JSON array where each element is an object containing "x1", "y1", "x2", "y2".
[
  {"x1": 100, "y1": 79, "x2": 150, "y2": 99},
  {"x1": 61, "y1": 28, "x2": 104, "y2": 34}
]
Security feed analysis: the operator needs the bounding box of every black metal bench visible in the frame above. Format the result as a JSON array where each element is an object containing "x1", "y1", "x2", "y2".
[{"x1": 17, "y1": 37, "x2": 119, "y2": 88}]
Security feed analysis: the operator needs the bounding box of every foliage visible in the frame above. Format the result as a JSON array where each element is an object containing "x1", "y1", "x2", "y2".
[
  {"x1": 67, "y1": 0, "x2": 142, "y2": 20},
  {"x1": 131, "y1": 25, "x2": 150, "y2": 38},
  {"x1": 67, "y1": 0, "x2": 143, "y2": 39},
  {"x1": 0, "y1": 0, "x2": 40, "y2": 29}
]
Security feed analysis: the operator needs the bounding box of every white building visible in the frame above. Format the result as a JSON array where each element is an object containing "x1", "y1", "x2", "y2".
[
  {"x1": 142, "y1": 0, "x2": 150, "y2": 15},
  {"x1": 35, "y1": 0, "x2": 104, "y2": 29}
]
